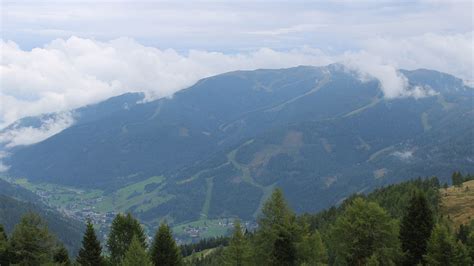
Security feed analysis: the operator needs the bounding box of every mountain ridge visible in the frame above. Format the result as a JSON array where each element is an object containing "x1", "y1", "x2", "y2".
[{"x1": 1, "y1": 64, "x2": 472, "y2": 227}]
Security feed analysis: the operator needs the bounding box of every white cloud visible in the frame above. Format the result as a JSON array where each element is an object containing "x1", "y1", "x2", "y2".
[
  {"x1": 0, "y1": 37, "x2": 335, "y2": 129},
  {"x1": 0, "y1": 112, "x2": 74, "y2": 148},
  {"x1": 342, "y1": 51, "x2": 438, "y2": 99},
  {"x1": 0, "y1": 31, "x2": 472, "y2": 137},
  {"x1": 0, "y1": 151, "x2": 10, "y2": 172}
]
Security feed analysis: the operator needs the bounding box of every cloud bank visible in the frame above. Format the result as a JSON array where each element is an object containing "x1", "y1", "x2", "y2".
[
  {"x1": 0, "y1": 37, "x2": 332, "y2": 129},
  {"x1": 0, "y1": 32, "x2": 472, "y2": 147},
  {"x1": 0, "y1": 112, "x2": 74, "y2": 148}
]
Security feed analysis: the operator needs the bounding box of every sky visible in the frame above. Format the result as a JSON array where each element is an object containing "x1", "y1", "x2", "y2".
[{"x1": 0, "y1": 0, "x2": 473, "y2": 148}]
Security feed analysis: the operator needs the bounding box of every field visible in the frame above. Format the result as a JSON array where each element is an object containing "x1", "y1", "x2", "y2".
[
  {"x1": 6, "y1": 177, "x2": 103, "y2": 209},
  {"x1": 96, "y1": 175, "x2": 170, "y2": 212},
  {"x1": 440, "y1": 180, "x2": 474, "y2": 227},
  {"x1": 173, "y1": 218, "x2": 234, "y2": 242},
  {"x1": 2, "y1": 176, "x2": 170, "y2": 213}
]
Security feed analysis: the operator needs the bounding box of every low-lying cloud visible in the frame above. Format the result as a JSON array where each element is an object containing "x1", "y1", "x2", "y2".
[
  {"x1": 1, "y1": 32, "x2": 472, "y2": 147},
  {"x1": 0, "y1": 37, "x2": 335, "y2": 130},
  {"x1": 342, "y1": 52, "x2": 438, "y2": 99},
  {"x1": 0, "y1": 112, "x2": 74, "y2": 148}
]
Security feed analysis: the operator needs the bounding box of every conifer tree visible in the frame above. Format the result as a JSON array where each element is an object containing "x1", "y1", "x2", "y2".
[
  {"x1": 149, "y1": 222, "x2": 182, "y2": 266},
  {"x1": 0, "y1": 224, "x2": 9, "y2": 265},
  {"x1": 54, "y1": 244, "x2": 71, "y2": 265},
  {"x1": 272, "y1": 230, "x2": 296, "y2": 266},
  {"x1": 224, "y1": 220, "x2": 252, "y2": 266},
  {"x1": 329, "y1": 198, "x2": 401, "y2": 265},
  {"x1": 424, "y1": 224, "x2": 472, "y2": 265},
  {"x1": 456, "y1": 224, "x2": 470, "y2": 244},
  {"x1": 9, "y1": 212, "x2": 56, "y2": 265},
  {"x1": 77, "y1": 219, "x2": 104, "y2": 266},
  {"x1": 122, "y1": 235, "x2": 153, "y2": 266},
  {"x1": 399, "y1": 191, "x2": 434, "y2": 265},
  {"x1": 254, "y1": 188, "x2": 299, "y2": 265},
  {"x1": 107, "y1": 213, "x2": 147, "y2": 265},
  {"x1": 297, "y1": 230, "x2": 327, "y2": 266},
  {"x1": 451, "y1": 171, "x2": 464, "y2": 186}
]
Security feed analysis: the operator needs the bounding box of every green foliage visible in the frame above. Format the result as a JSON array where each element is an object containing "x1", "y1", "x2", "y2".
[
  {"x1": 451, "y1": 171, "x2": 474, "y2": 187},
  {"x1": 367, "y1": 177, "x2": 440, "y2": 218},
  {"x1": 297, "y1": 230, "x2": 327, "y2": 266},
  {"x1": 184, "y1": 247, "x2": 226, "y2": 266},
  {"x1": 54, "y1": 244, "x2": 71, "y2": 265},
  {"x1": 467, "y1": 231, "x2": 474, "y2": 261},
  {"x1": 452, "y1": 171, "x2": 463, "y2": 186},
  {"x1": 271, "y1": 229, "x2": 297, "y2": 266},
  {"x1": 424, "y1": 224, "x2": 472, "y2": 265},
  {"x1": 0, "y1": 193, "x2": 84, "y2": 254},
  {"x1": 456, "y1": 223, "x2": 470, "y2": 244},
  {"x1": 107, "y1": 213, "x2": 147, "y2": 265},
  {"x1": 150, "y1": 222, "x2": 182, "y2": 266},
  {"x1": 399, "y1": 191, "x2": 434, "y2": 265},
  {"x1": 223, "y1": 220, "x2": 252, "y2": 266},
  {"x1": 77, "y1": 220, "x2": 104, "y2": 266},
  {"x1": 328, "y1": 198, "x2": 401, "y2": 265},
  {"x1": 0, "y1": 224, "x2": 9, "y2": 265},
  {"x1": 254, "y1": 188, "x2": 300, "y2": 265},
  {"x1": 180, "y1": 235, "x2": 228, "y2": 257},
  {"x1": 9, "y1": 212, "x2": 56, "y2": 265},
  {"x1": 122, "y1": 235, "x2": 153, "y2": 266},
  {"x1": 302, "y1": 177, "x2": 441, "y2": 235}
]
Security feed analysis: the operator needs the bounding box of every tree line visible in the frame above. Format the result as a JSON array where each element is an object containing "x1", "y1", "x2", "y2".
[
  {"x1": 451, "y1": 171, "x2": 474, "y2": 187},
  {"x1": 1, "y1": 176, "x2": 473, "y2": 265}
]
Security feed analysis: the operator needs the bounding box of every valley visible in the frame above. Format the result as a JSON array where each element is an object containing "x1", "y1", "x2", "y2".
[{"x1": 0, "y1": 175, "x2": 244, "y2": 243}]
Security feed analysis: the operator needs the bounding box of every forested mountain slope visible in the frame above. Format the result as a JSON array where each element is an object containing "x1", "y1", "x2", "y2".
[
  {"x1": 2, "y1": 64, "x2": 473, "y2": 226},
  {"x1": 0, "y1": 179, "x2": 84, "y2": 254}
]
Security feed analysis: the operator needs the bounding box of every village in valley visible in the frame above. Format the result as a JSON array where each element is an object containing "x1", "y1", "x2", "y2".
[{"x1": 1, "y1": 176, "x2": 254, "y2": 243}]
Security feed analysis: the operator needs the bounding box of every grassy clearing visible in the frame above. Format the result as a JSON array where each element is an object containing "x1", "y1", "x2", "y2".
[
  {"x1": 367, "y1": 145, "x2": 395, "y2": 162},
  {"x1": 343, "y1": 96, "x2": 382, "y2": 118},
  {"x1": 173, "y1": 219, "x2": 232, "y2": 239},
  {"x1": 440, "y1": 180, "x2": 474, "y2": 227},
  {"x1": 200, "y1": 177, "x2": 214, "y2": 219},
  {"x1": 421, "y1": 112, "x2": 431, "y2": 131},
  {"x1": 4, "y1": 177, "x2": 103, "y2": 208},
  {"x1": 227, "y1": 140, "x2": 261, "y2": 188},
  {"x1": 96, "y1": 176, "x2": 168, "y2": 212},
  {"x1": 437, "y1": 94, "x2": 456, "y2": 110},
  {"x1": 184, "y1": 248, "x2": 217, "y2": 262},
  {"x1": 3, "y1": 175, "x2": 171, "y2": 214},
  {"x1": 177, "y1": 162, "x2": 230, "y2": 185}
]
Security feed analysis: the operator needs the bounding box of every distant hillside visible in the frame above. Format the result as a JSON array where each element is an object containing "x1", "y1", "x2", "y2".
[
  {"x1": 441, "y1": 180, "x2": 474, "y2": 227},
  {"x1": 0, "y1": 179, "x2": 84, "y2": 255},
  {"x1": 300, "y1": 177, "x2": 442, "y2": 232},
  {"x1": 2, "y1": 64, "x2": 473, "y2": 226}
]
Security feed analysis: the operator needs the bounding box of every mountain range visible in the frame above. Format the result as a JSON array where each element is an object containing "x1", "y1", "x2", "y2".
[{"x1": 1, "y1": 64, "x2": 473, "y2": 228}]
